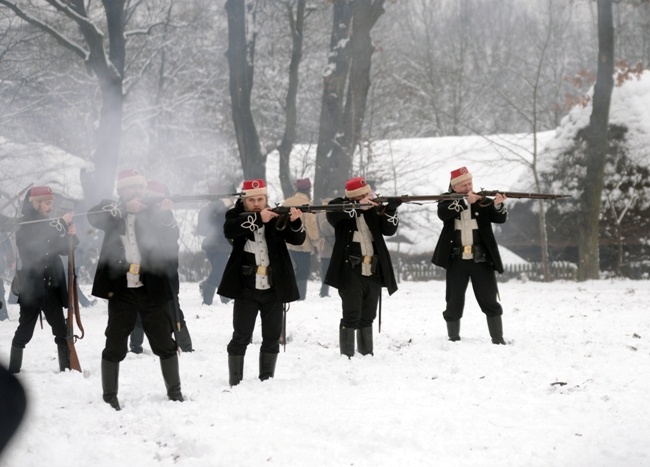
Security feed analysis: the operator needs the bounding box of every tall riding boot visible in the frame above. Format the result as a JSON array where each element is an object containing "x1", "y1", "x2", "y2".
[
  {"x1": 356, "y1": 326, "x2": 374, "y2": 356},
  {"x1": 57, "y1": 345, "x2": 70, "y2": 372},
  {"x1": 447, "y1": 320, "x2": 461, "y2": 342},
  {"x1": 228, "y1": 355, "x2": 245, "y2": 387},
  {"x1": 8, "y1": 345, "x2": 23, "y2": 374},
  {"x1": 101, "y1": 359, "x2": 121, "y2": 411},
  {"x1": 200, "y1": 281, "x2": 217, "y2": 306},
  {"x1": 176, "y1": 325, "x2": 194, "y2": 352},
  {"x1": 339, "y1": 326, "x2": 355, "y2": 358},
  {"x1": 259, "y1": 352, "x2": 278, "y2": 381},
  {"x1": 160, "y1": 355, "x2": 184, "y2": 402},
  {"x1": 487, "y1": 315, "x2": 507, "y2": 345}
]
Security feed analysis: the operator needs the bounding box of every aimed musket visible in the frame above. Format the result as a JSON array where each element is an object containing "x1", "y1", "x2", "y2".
[
  {"x1": 473, "y1": 190, "x2": 571, "y2": 206},
  {"x1": 270, "y1": 203, "x2": 372, "y2": 230},
  {"x1": 373, "y1": 194, "x2": 466, "y2": 204}
]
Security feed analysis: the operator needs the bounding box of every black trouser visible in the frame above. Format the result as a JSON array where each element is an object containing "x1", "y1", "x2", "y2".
[
  {"x1": 442, "y1": 256, "x2": 502, "y2": 322},
  {"x1": 12, "y1": 289, "x2": 67, "y2": 348},
  {"x1": 227, "y1": 287, "x2": 282, "y2": 356},
  {"x1": 338, "y1": 271, "x2": 381, "y2": 329},
  {"x1": 102, "y1": 287, "x2": 177, "y2": 362}
]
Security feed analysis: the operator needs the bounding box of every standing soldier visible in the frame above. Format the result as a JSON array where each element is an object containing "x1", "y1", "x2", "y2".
[
  {"x1": 432, "y1": 166, "x2": 508, "y2": 345},
  {"x1": 129, "y1": 180, "x2": 194, "y2": 353},
  {"x1": 197, "y1": 183, "x2": 233, "y2": 306},
  {"x1": 282, "y1": 178, "x2": 320, "y2": 300},
  {"x1": 325, "y1": 176, "x2": 401, "y2": 358},
  {"x1": 8, "y1": 186, "x2": 78, "y2": 373},
  {"x1": 218, "y1": 179, "x2": 304, "y2": 386},
  {"x1": 88, "y1": 169, "x2": 183, "y2": 410}
]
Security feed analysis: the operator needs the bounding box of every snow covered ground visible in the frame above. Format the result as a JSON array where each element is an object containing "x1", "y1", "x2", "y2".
[{"x1": 1, "y1": 278, "x2": 649, "y2": 467}]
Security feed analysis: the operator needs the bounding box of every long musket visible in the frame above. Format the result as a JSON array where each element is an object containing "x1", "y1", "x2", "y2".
[
  {"x1": 244, "y1": 203, "x2": 373, "y2": 230},
  {"x1": 0, "y1": 183, "x2": 34, "y2": 213},
  {"x1": 67, "y1": 232, "x2": 84, "y2": 372}
]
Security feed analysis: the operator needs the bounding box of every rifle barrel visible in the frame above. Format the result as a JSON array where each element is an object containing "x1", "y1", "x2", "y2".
[{"x1": 476, "y1": 191, "x2": 571, "y2": 199}]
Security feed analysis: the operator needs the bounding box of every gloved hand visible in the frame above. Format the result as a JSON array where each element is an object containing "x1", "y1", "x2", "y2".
[{"x1": 386, "y1": 197, "x2": 402, "y2": 211}]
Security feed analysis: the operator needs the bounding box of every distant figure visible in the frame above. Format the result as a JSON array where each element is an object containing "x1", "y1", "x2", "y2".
[
  {"x1": 197, "y1": 185, "x2": 233, "y2": 306},
  {"x1": 129, "y1": 180, "x2": 194, "y2": 353},
  {"x1": 8, "y1": 186, "x2": 78, "y2": 374},
  {"x1": 316, "y1": 198, "x2": 335, "y2": 297},
  {"x1": 218, "y1": 179, "x2": 304, "y2": 386},
  {"x1": 87, "y1": 169, "x2": 183, "y2": 410},
  {"x1": 325, "y1": 176, "x2": 401, "y2": 358},
  {"x1": 0, "y1": 214, "x2": 16, "y2": 320},
  {"x1": 0, "y1": 363, "x2": 27, "y2": 454},
  {"x1": 432, "y1": 166, "x2": 508, "y2": 345},
  {"x1": 282, "y1": 178, "x2": 320, "y2": 300}
]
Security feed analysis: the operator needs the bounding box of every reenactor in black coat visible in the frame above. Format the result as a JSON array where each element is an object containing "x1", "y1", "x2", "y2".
[
  {"x1": 325, "y1": 176, "x2": 400, "y2": 358},
  {"x1": 217, "y1": 179, "x2": 304, "y2": 386},
  {"x1": 87, "y1": 169, "x2": 183, "y2": 410},
  {"x1": 8, "y1": 186, "x2": 78, "y2": 373},
  {"x1": 432, "y1": 166, "x2": 508, "y2": 344}
]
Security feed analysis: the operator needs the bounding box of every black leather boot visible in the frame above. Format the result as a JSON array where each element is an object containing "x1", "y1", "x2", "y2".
[
  {"x1": 8, "y1": 345, "x2": 23, "y2": 374},
  {"x1": 356, "y1": 327, "x2": 374, "y2": 356},
  {"x1": 259, "y1": 352, "x2": 278, "y2": 381},
  {"x1": 339, "y1": 326, "x2": 355, "y2": 358},
  {"x1": 447, "y1": 320, "x2": 461, "y2": 342},
  {"x1": 228, "y1": 355, "x2": 245, "y2": 387},
  {"x1": 176, "y1": 325, "x2": 194, "y2": 352},
  {"x1": 101, "y1": 359, "x2": 121, "y2": 411},
  {"x1": 487, "y1": 316, "x2": 507, "y2": 345},
  {"x1": 57, "y1": 345, "x2": 70, "y2": 372},
  {"x1": 160, "y1": 355, "x2": 184, "y2": 402}
]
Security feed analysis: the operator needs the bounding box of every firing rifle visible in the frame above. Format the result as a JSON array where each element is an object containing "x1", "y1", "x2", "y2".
[
  {"x1": 67, "y1": 231, "x2": 84, "y2": 372},
  {"x1": 240, "y1": 203, "x2": 372, "y2": 230},
  {"x1": 472, "y1": 190, "x2": 571, "y2": 206}
]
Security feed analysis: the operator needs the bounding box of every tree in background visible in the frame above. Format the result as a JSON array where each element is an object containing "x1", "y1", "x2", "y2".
[
  {"x1": 314, "y1": 0, "x2": 386, "y2": 203},
  {"x1": 0, "y1": 0, "x2": 131, "y2": 202},
  {"x1": 578, "y1": 0, "x2": 614, "y2": 280}
]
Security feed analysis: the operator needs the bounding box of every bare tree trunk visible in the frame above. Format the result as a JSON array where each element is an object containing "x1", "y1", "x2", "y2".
[
  {"x1": 314, "y1": 0, "x2": 385, "y2": 202},
  {"x1": 278, "y1": 0, "x2": 306, "y2": 198},
  {"x1": 578, "y1": 0, "x2": 614, "y2": 281},
  {"x1": 313, "y1": 0, "x2": 354, "y2": 202},
  {"x1": 225, "y1": 0, "x2": 264, "y2": 180},
  {"x1": 0, "y1": 0, "x2": 127, "y2": 203}
]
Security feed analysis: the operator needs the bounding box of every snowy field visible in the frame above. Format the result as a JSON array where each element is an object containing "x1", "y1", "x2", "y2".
[{"x1": 1, "y1": 278, "x2": 649, "y2": 467}]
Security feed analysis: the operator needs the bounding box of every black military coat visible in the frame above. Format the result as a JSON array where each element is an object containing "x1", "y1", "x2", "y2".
[
  {"x1": 431, "y1": 193, "x2": 507, "y2": 273},
  {"x1": 324, "y1": 198, "x2": 399, "y2": 296},
  {"x1": 16, "y1": 201, "x2": 77, "y2": 307},
  {"x1": 87, "y1": 199, "x2": 178, "y2": 300},
  {"x1": 217, "y1": 200, "x2": 305, "y2": 303}
]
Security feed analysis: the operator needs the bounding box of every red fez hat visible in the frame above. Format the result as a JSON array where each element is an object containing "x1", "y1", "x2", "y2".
[
  {"x1": 242, "y1": 179, "x2": 267, "y2": 197},
  {"x1": 296, "y1": 178, "x2": 312, "y2": 191},
  {"x1": 345, "y1": 176, "x2": 371, "y2": 199},
  {"x1": 116, "y1": 168, "x2": 146, "y2": 190},
  {"x1": 450, "y1": 166, "x2": 472, "y2": 186},
  {"x1": 29, "y1": 186, "x2": 55, "y2": 202}
]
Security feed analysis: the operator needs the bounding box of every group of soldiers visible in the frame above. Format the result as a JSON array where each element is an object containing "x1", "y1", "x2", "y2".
[{"x1": 1, "y1": 165, "x2": 509, "y2": 412}]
